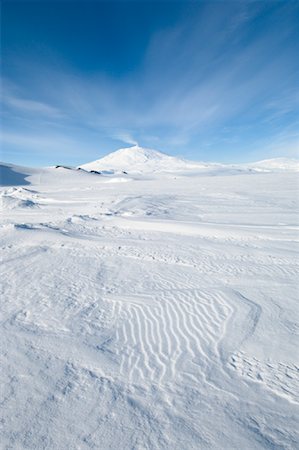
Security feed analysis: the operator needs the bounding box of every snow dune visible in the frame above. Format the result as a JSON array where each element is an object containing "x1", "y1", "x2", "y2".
[{"x1": 1, "y1": 147, "x2": 298, "y2": 449}]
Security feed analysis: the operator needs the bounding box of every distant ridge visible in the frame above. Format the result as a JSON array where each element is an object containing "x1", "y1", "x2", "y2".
[{"x1": 247, "y1": 157, "x2": 299, "y2": 172}]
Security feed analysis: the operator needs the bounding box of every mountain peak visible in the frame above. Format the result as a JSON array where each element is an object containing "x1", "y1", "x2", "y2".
[{"x1": 103, "y1": 145, "x2": 168, "y2": 162}]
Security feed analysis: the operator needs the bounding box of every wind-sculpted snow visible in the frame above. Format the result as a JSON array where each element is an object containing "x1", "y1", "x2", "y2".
[
  {"x1": 0, "y1": 159, "x2": 298, "y2": 449},
  {"x1": 0, "y1": 187, "x2": 40, "y2": 209}
]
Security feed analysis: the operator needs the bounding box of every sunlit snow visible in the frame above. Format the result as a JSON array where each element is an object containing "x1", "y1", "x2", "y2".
[{"x1": 0, "y1": 147, "x2": 298, "y2": 449}]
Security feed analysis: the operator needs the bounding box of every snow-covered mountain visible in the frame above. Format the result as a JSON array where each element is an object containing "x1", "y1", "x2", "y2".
[
  {"x1": 247, "y1": 157, "x2": 299, "y2": 172},
  {"x1": 78, "y1": 146, "x2": 299, "y2": 174},
  {"x1": 78, "y1": 145, "x2": 203, "y2": 173}
]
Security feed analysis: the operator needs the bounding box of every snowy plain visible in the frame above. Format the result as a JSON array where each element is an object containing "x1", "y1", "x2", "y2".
[{"x1": 0, "y1": 147, "x2": 299, "y2": 449}]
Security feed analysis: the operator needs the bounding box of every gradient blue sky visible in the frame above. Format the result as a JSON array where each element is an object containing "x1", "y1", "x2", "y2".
[{"x1": 1, "y1": 0, "x2": 299, "y2": 166}]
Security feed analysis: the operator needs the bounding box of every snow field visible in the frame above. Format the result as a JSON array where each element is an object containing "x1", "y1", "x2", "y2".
[{"x1": 0, "y1": 155, "x2": 298, "y2": 449}]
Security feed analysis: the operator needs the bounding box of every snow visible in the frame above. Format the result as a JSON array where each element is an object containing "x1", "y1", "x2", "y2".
[{"x1": 1, "y1": 149, "x2": 299, "y2": 449}]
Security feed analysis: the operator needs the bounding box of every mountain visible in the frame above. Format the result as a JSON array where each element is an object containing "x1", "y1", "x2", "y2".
[
  {"x1": 78, "y1": 146, "x2": 299, "y2": 174},
  {"x1": 78, "y1": 145, "x2": 203, "y2": 173},
  {"x1": 247, "y1": 157, "x2": 299, "y2": 172}
]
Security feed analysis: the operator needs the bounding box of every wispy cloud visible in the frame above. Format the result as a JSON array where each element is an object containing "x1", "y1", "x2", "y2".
[
  {"x1": 111, "y1": 131, "x2": 139, "y2": 147},
  {"x1": 3, "y1": 93, "x2": 64, "y2": 118}
]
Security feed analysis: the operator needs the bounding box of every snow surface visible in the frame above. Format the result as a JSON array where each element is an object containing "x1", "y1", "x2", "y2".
[{"x1": 1, "y1": 149, "x2": 299, "y2": 449}]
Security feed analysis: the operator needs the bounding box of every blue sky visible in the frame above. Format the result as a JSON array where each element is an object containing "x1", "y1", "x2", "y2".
[{"x1": 1, "y1": 0, "x2": 299, "y2": 166}]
